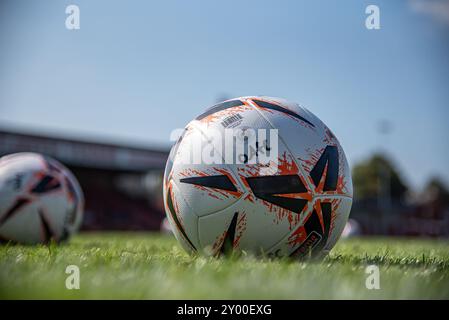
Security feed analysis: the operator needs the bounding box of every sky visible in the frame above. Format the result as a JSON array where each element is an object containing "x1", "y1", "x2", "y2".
[{"x1": 0, "y1": 0, "x2": 448, "y2": 190}]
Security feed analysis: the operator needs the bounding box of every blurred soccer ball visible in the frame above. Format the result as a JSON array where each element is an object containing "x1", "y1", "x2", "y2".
[
  {"x1": 341, "y1": 219, "x2": 362, "y2": 238},
  {"x1": 163, "y1": 96, "x2": 352, "y2": 258},
  {"x1": 0, "y1": 152, "x2": 84, "y2": 244},
  {"x1": 160, "y1": 217, "x2": 173, "y2": 234}
]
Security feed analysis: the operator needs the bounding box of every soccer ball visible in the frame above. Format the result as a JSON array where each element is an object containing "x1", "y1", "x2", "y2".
[
  {"x1": 163, "y1": 96, "x2": 352, "y2": 258},
  {"x1": 0, "y1": 152, "x2": 84, "y2": 244}
]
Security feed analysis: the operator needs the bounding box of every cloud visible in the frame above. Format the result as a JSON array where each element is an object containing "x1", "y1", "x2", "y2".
[{"x1": 409, "y1": 0, "x2": 449, "y2": 25}]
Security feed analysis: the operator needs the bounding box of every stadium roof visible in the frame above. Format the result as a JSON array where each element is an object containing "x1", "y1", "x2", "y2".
[{"x1": 0, "y1": 128, "x2": 169, "y2": 171}]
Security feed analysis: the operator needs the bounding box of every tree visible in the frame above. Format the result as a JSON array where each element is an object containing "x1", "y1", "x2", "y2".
[
  {"x1": 352, "y1": 153, "x2": 408, "y2": 202},
  {"x1": 423, "y1": 177, "x2": 449, "y2": 204}
]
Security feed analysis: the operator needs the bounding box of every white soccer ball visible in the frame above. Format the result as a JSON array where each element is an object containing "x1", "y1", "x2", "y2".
[
  {"x1": 163, "y1": 96, "x2": 353, "y2": 258},
  {"x1": 0, "y1": 152, "x2": 84, "y2": 244}
]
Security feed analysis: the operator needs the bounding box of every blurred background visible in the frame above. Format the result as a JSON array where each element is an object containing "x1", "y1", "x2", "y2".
[{"x1": 1, "y1": 0, "x2": 448, "y2": 236}]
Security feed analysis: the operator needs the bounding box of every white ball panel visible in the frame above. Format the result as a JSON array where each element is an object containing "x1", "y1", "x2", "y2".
[
  {"x1": 164, "y1": 180, "x2": 200, "y2": 252},
  {"x1": 321, "y1": 196, "x2": 353, "y2": 253},
  {"x1": 0, "y1": 202, "x2": 42, "y2": 243}
]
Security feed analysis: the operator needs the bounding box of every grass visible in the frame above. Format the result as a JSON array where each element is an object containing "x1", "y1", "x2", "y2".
[{"x1": 0, "y1": 233, "x2": 448, "y2": 299}]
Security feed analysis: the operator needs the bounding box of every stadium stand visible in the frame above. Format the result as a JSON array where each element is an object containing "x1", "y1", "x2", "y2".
[{"x1": 0, "y1": 129, "x2": 169, "y2": 230}]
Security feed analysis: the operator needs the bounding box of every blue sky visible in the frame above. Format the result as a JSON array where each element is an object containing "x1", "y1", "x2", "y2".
[{"x1": 0, "y1": 0, "x2": 448, "y2": 190}]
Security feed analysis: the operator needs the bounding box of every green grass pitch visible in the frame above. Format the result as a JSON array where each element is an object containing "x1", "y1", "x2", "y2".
[{"x1": 0, "y1": 233, "x2": 448, "y2": 299}]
